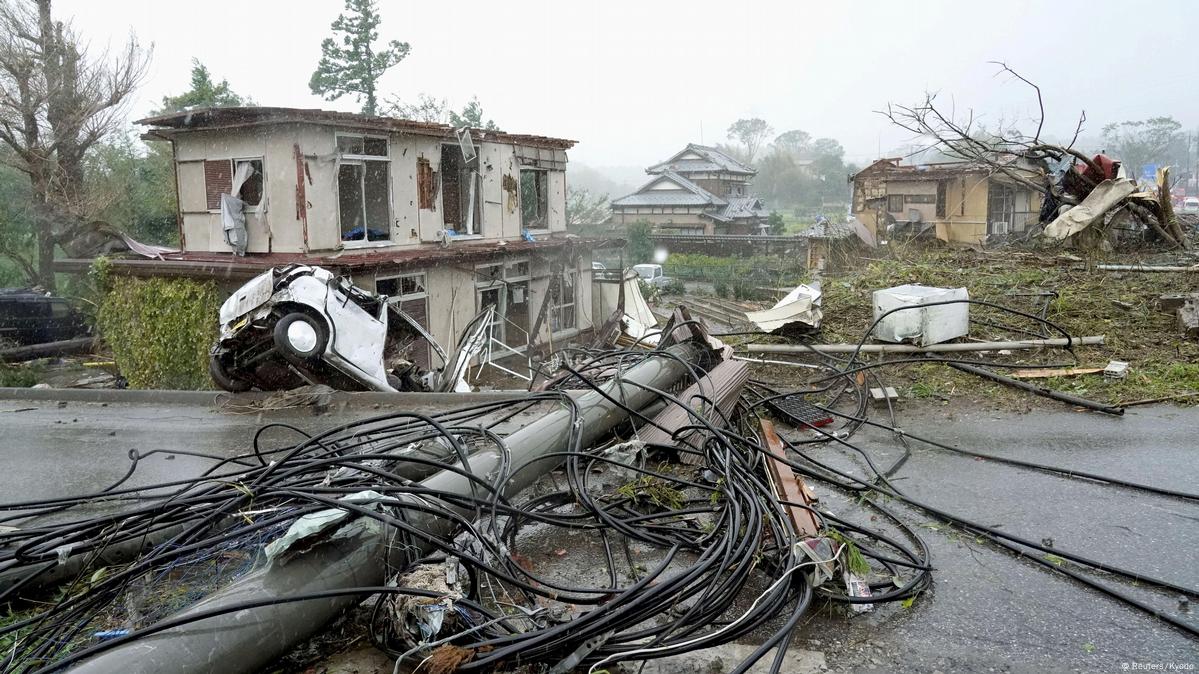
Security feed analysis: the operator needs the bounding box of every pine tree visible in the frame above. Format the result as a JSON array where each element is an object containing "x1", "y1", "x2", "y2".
[{"x1": 309, "y1": 0, "x2": 409, "y2": 116}]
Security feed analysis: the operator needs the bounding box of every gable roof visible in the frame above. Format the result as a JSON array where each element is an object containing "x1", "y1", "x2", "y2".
[
  {"x1": 647, "y1": 144, "x2": 756, "y2": 176},
  {"x1": 610, "y1": 171, "x2": 727, "y2": 208},
  {"x1": 137, "y1": 106, "x2": 576, "y2": 150}
]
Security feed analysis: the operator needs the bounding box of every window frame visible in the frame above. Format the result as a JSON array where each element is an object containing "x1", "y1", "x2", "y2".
[
  {"x1": 519, "y1": 168, "x2": 550, "y2": 232},
  {"x1": 204, "y1": 157, "x2": 265, "y2": 213},
  {"x1": 550, "y1": 270, "x2": 577, "y2": 333},
  {"x1": 335, "y1": 132, "x2": 392, "y2": 247},
  {"x1": 887, "y1": 194, "x2": 905, "y2": 213},
  {"x1": 376, "y1": 272, "x2": 428, "y2": 302}
]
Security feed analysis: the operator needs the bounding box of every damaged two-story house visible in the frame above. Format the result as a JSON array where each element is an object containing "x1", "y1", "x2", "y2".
[
  {"x1": 59, "y1": 107, "x2": 615, "y2": 366},
  {"x1": 609, "y1": 144, "x2": 767, "y2": 236}
]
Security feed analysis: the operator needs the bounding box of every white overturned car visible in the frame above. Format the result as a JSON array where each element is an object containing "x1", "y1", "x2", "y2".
[{"x1": 210, "y1": 265, "x2": 473, "y2": 393}]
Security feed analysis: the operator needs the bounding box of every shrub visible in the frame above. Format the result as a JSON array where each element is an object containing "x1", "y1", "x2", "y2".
[
  {"x1": 97, "y1": 276, "x2": 220, "y2": 390},
  {"x1": 662, "y1": 278, "x2": 687, "y2": 295}
]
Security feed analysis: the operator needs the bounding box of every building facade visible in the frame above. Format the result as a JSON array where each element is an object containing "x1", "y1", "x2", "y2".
[
  {"x1": 850, "y1": 158, "x2": 1043, "y2": 245},
  {"x1": 62, "y1": 107, "x2": 612, "y2": 363},
  {"x1": 610, "y1": 144, "x2": 767, "y2": 236}
]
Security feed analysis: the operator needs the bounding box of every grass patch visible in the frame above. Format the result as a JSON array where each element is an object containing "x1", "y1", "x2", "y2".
[{"x1": 811, "y1": 247, "x2": 1199, "y2": 406}]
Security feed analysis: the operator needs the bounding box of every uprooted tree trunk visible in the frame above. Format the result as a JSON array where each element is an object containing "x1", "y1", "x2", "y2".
[
  {"x1": 879, "y1": 62, "x2": 1187, "y2": 250},
  {"x1": 0, "y1": 0, "x2": 148, "y2": 289}
]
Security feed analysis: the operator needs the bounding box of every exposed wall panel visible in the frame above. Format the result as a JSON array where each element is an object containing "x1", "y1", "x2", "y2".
[{"x1": 547, "y1": 171, "x2": 566, "y2": 231}]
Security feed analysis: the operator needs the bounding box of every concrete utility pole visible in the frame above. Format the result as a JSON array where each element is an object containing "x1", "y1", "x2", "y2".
[{"x1": 69, "y1": 343, "x2": 711, "y2": 674}]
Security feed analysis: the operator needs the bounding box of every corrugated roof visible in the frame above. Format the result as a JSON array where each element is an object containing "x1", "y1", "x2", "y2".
[
  {"x1": 136, "y1": 106, "x2": 576, "y2": 150},
  {"x1": 611, "y1": 171, "x2": 727, "y2": 208},
  {"x1": 647, "y1": 144, "x2": 757, "y2": 176}
]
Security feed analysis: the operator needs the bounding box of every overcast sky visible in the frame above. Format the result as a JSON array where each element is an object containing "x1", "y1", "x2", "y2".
[{"x1": 61, "y1": 0, "x2": 1199, "y2": 170}]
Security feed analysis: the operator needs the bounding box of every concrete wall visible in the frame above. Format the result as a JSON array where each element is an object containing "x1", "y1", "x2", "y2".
[{"x1": 172, "y1": 123, "x2": 567, "y2": 255}]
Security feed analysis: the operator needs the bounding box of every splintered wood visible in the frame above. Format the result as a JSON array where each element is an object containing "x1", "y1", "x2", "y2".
[{"x1": 759, "y1": 419, "x2": 821, "y2": 538}]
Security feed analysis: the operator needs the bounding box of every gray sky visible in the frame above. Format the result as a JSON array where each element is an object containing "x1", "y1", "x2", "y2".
[{"x1": 62, "y1": 0, "x2": 1199, "y2": 170}]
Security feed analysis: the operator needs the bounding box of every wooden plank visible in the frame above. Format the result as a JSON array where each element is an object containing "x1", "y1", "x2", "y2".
[
  {"x1": 760, "y1": 419, "x2": 821, "y2": 538},
  {"x1": 1009, "y1": 366, "x2": 1104, "y2": 379}
]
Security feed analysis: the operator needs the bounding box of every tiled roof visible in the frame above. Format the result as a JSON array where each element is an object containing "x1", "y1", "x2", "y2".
[
  {"x1": 647, "y1": 144, "x2": 756, "y2": 176},
  {"x1": 611, "y1": 171, "x2": 727, "y2": 208}
]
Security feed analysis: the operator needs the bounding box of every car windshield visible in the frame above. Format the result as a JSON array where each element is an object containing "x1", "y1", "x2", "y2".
[{"x1": 634, "y1": 266, "x2": 657, "y2": 280}]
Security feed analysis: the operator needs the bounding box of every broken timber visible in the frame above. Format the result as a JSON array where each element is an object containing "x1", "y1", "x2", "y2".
[{"x1": 759, "y1": 419, "x2": 820, "y2": 538}]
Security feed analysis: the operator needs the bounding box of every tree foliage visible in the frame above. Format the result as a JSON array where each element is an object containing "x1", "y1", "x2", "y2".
[
  {"x1": 726, "y1": 118, "x2": 773, "y2": 163},
  {"x1": 565, "y1": 187, "x2": 610, "y2": 233},
  {"x1": 385, "y1": 93, "x2": 499, "y2": 130},
  {"x1": 156, "y1": 59, "x2": 250, "y2": 114},
  {"x1": 625, "y1": 220, "x2": 654, "y2": 265},
  {"x1": 1101, "y1": 117, "x2": 1184, "y2": 178},
  {"x1": 310, "y1": 0, "x2": 409, "y2": 116},
  {"x1": 0, "y1": 0, "x2": 149, "y2": 288}
]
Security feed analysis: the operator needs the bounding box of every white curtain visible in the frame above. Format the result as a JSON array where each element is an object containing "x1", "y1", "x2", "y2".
[{"x1": 220, "y1": 161, "x2": 257, "y2": 256}]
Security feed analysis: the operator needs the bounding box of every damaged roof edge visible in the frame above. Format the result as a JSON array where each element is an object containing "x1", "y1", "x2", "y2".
[
  {"x1": 135, "y1": 106, "x2": 577, "y2": 150},
  {"x1": 54, "y1": 237, "x2": 626, "y2": 280}
]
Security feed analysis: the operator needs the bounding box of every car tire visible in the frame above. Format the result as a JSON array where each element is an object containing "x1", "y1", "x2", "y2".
[
  {"x1": 209, "y1": 354, "x2": 253, "y2": 392},
  {"x1": 273, "y1": 312, "x2": 328, "y2": 362}
]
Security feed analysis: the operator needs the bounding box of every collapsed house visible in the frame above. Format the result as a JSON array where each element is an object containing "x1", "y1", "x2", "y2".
[
  {"x1": 57, "y1": 107, "x2": 616, "y2": 369},
  {"x1": 610, "y1": 144, "x2": 767, "y2": 236},
  {"x1": 850, "y1": 157, "x2": 1043, "y2": 245}
]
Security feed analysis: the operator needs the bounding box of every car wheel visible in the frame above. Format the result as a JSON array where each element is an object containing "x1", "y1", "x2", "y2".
[
  {"x1": 209, "y1": 354, "x2": 253, "y2": 392},
  {"x1": 273, "y1": 312, "x2": 328, "y2": 362}
]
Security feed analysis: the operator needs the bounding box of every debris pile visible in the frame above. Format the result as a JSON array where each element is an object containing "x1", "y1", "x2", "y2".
[
  {"x1": 1041, "y1": 156, "x2": 1191, "y2": 249},
  {"x1": 2, "y1": 277, "x2": 1196, "y2": 674}
]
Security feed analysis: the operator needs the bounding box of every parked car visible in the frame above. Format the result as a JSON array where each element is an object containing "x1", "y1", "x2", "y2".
[
  {"x1": 1182, "y1": 197, "x2": 1199, "y2": 214},
  {"x1": 591, "y1": 261, "x2": 606, "y2": 270},
  {"x1": 0, "y1": 289, "x2": 89, "y2": 347},
  {"x1": 210, "y1": 265, "x2": 470, "y2": 393},
  {"x1": 632, "y1": 263, "x2": 674, "y2": 289}
]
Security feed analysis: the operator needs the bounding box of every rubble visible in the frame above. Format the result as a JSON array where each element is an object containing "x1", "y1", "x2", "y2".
[{"x1": 872, "y1": 284, "x2": 969, "y2": 346}]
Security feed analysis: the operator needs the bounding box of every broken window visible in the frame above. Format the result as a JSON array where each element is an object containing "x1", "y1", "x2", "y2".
[
  {"x1": 417, "y1": 158, "x2": 437, "y2": 210},
  {"x1": 337, "y1": 133, "x2": 390, "y2": 243},
  {"x1": 936, "y1": 181, "x2": 947, "y2": 218},
  {"x1": 551, "y1": 270, "x2": 576, "y2": 332},
  {"x1": 204, "y1": 159, "x2": 263, "y2": 210},
  {"x1": 441, "y1": 145, "x2": 480, "y2": 235},
  {"x1": 377, "y1": 272, "x2": 430, "y2": 368},
  {"x1": 520, "y1": 169, "x2": 548, "y2": 229},
  {"x1": 887, "y1": 194, "x2": 905, "y2": 213}
]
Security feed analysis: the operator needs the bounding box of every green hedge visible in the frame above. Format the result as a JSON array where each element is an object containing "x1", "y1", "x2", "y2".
[{"x1": 97, "y1": 276, "x2": 220, "y2": 390}]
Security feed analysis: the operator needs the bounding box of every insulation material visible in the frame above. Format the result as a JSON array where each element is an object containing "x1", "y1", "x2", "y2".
[
  {"x1": 746, "y1": 283, "x2": 822, "y2": 332},
  {"x1": 872, "y1": 284, "x2": 969, "y2": 346}
]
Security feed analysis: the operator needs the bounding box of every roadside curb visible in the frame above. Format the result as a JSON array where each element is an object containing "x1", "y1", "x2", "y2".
[{"x1": 0, "y1": 387, "x2": 537, "y2": 407}]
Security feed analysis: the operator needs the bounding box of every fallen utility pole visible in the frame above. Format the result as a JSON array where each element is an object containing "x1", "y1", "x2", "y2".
[
  {"x1": 745, "y1": 336, "x2": 1104, "y2": 355},
  {"x1": 0, "y1": 337, "x2": 97, "y2": 363},
  {"x1": 944, "y1": 361, "x2": 1124, "y2": 416},
  {"x1": 68, "y1": 342, "x2": 713, "y2": 674}
]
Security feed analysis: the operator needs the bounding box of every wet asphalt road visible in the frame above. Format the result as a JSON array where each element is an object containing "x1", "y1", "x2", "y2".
[
  {"x1": 0, "y1": 395, "x2": 1196, "y2": 672},
  {"x1": 789, "y1": 402, "x2": 1199, "y2": 673}
]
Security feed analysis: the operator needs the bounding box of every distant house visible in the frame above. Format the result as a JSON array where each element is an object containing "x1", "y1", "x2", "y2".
[
  {"x1": 610, "y1": 144, "x2": 767, "y2": 235},
  {"x1": 850, "y1": 158, "x2": 1043, "y2": 245},
  {"x1": 57, "y1": 106, "x2": 616, "y2": 361}
]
